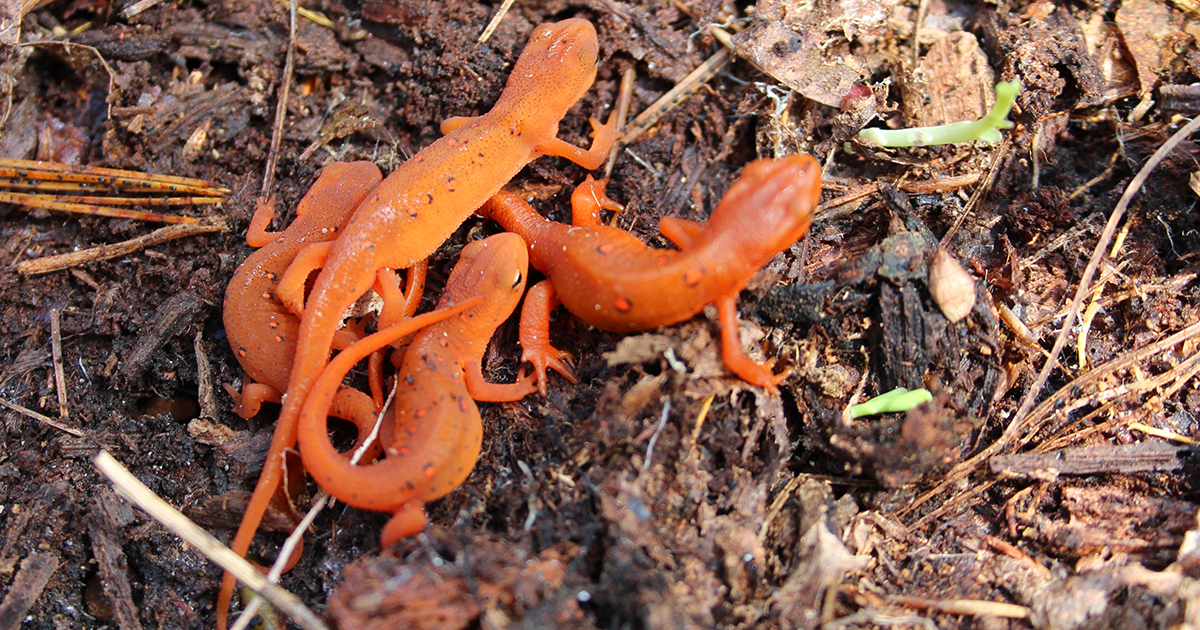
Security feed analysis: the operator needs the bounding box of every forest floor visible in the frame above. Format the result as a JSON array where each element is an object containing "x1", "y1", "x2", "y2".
[{"x1": 1, "y1": 0, "x2": 1200, "y2": 628}]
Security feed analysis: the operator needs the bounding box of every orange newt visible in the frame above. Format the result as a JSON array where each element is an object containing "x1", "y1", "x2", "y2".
[
  {"x1": 219, "y1": 18, "x2": 618, "y2": 628},
  {"x1": 223, "y1": 161, "x2": 424, "y2": 425},
  {"x1": 224, "y1": 162, "x2": 378, "y2": 422},
  {"x1": 296, "y1": 233, "x2": 536, "y2": 548},
  {"x1": 479, "y1": 155, "x2": 822, "y2": 393},
  {"x1": 221, "y1": 161, "x2": 428, "y2": 579}
]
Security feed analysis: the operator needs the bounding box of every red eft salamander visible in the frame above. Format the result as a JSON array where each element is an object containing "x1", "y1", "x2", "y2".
[
  {"x1": 223, "y1": 161, "x2": 423, "y2": 426},
  {"x1": 296, "y1": 233, "x2": 536, "y2": 548},
  {"x1": 479, "y1": 155, "x2": 822, "y2": 393},
  {"x1": 219, "y1": 18, "x2": 618, "y2": 627},
  {"x1": 224, "y1": 162, "x2": 381, "y2": 423}
]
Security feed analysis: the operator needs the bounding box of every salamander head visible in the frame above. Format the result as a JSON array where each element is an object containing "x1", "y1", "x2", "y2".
[
  {"x1": 710, "y1": 154, "x2": 821, "y2": 252},
  {"x1": 497, "y1": 18, "x2": 601, "y2": 114},
  {"x1": 445, "y1": 233, "x2": 529, "y2": 312}
]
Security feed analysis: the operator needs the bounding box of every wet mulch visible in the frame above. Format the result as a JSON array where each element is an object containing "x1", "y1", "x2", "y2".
[{"x1": 2, "y1": 0, "x2": 1200, "y2": 628}]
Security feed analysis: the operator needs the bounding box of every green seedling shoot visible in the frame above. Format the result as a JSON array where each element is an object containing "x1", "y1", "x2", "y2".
[
  {"x1": 849, "y1": 387, "x2": 933, "y2": 418},
  {"x1": 858, "y1": 79, "x2": 1021, "y2": 147}
]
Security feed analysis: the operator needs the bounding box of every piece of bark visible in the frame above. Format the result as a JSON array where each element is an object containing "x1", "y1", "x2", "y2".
[
  {"x1": 115, "y1": 289, "x2": 206, "y2": 386},
  {"x1": 88, "y1": 490, "x2": 144, "y2": 630},
  {"x1": 1115, "y1": 0, "x2": 1184, "y2": 95},
  {"x1": 0, "y1": 552, "x2": 60, "y2": 630},
  {"x1": 990, "y1": 441, "x2": 1194, "y2": 479},
  {"x1": 900, "y1": 31, "x2": 995, "y2": 128}
]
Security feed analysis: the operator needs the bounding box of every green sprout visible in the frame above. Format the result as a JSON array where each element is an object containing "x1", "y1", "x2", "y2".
[
  {"x1": 849, "y1": 387, "x2": 933, "y2": 418},
  {"x1": 858, "y1": 79, "x2": 1021, "y2": 147}
]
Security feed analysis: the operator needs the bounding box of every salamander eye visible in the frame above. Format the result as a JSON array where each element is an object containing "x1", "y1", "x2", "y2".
[{"x1": 510, "y1": 270, "x2": 523, "y2": 290}]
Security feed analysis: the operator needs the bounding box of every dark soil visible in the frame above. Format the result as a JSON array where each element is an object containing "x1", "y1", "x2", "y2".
[{"x1": 2, "y1": 0, "x2": 1200, "y2": 629}]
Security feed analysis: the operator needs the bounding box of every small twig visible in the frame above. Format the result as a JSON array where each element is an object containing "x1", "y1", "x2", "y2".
[
  {"x1": 887, "y1": 595, "x2": 1029, "y2": 620},
  {"x1": 683, "y1": 394, "x2": 715, "y2": 462},
  {"x1": 120, "y1": 0, "x2": 165, "y2": 18},
  {"x1": 49, "y1": 308, "x2": 67, "y2": 420},
  {"x1": 0, "y1": 192, "x2": 202, "y2": 223},
  {"x1": 606, "y1": 67, "x2": 637, "y2": 177},
  {"x1": 620, "y1": 46, "x2": 732, "y2": 145},
  {"x1": 1067, "y1": 150, "x2": 1120, "y2": 201},
  {"x1": 477, "y1": 0, "x2": 517, "y2": 43},
  {"x1": 262, "y1": 0, "x2": 298, "y2": 198},
  {"x1": 0, "y1": 397, "x2": 84, "y2": 436},
  {"x1": 1128, "y1": 421, "x2": 1198, "y2": 445},
  {"x1": 1077, "y1": 225, "x2": 1132, "y2": 370},
  {"x1": 910, "y1": 0, "x2": 929, "y2": 70},
  {"x1": 0, "y1": 158, "x2": 230, "y2": 195},
  {"x1": 270, "y1": 0, "x2": 332, "y2": 27},
  {"x1": 641, "y1": 398, "x2": 671, "y2": 473},
  {"x1": 817, "y1": 174, "x2": 982, "y2": 220},
  {"x1": 92, "y1": 452, "x2": 330, "y2": 630},
  {"x1": 18, "y1": 216, "x2": 227, "y2": 275},
  {"x1": 898, "y1": 173, "x2": 982, "y2": 194},
  {"x1": 940, "y1": 136, "x2": 1011, "y2": 247},
  {"x1": 518, "y1": 459, "x2": 539, "y2": 531},
  {"x1": 759, "y1": 474, "x2": 804, "y2": 540}
]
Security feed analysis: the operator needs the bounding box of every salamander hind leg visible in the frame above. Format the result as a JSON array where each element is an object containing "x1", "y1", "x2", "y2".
[
  {"x1": 223, "y1": 380, "x2": 281, "y2": 419},
  {"x1": 464, "y1": 359, "x2": 539, "y2": 402},
  {"x1": 245, "y1": 194, "x2": 278, "y2": 248},
  {"x1": 380, "y1": 501, "x2": 427, "y2": 548},
  {"x1": 570, "y1": 176, "x2": 623, "y2": 227},
  {"x1": 276, "y1": 241, "x2": 333, "y2": 316}
]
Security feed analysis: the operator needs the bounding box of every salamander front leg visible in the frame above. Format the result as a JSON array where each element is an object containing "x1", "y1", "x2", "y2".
[
  {"x1": 537, "y1": 113, "x2": 621, "y2": 171},
  {"x1": 440, "y1": 115, "x2": 481, "y2": 134},
  {"x1": 715, "y1": 295, "x2": 791, "y2": 393},
  {"x1": 518, "y1": 280, "x2": 578, "y2": 395},
  {"x1": 657, "y1": 216, "x2": 706, "y2": 250}
]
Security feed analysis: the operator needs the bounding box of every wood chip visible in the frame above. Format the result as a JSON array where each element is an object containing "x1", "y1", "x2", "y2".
[{"x1": 1115, "y1": 0, "x2": 1183, "y2": 95}]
